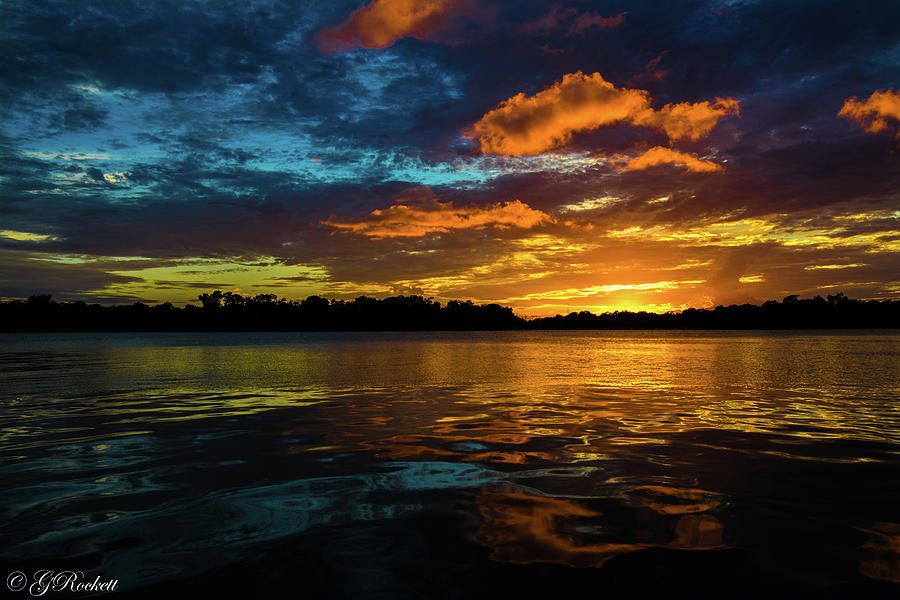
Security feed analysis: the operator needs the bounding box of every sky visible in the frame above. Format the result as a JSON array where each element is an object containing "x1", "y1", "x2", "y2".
[{"x1": 2, "y1": 0, "x2": 899, "y2": 316}]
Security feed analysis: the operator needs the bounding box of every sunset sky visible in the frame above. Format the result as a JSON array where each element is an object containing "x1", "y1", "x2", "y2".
[{"x1": 2, "y1": 0, "x2": 899, "y2": 316}]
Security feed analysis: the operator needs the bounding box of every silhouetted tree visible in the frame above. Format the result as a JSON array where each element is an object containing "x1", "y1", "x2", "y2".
[
  {"x1": 198, "y1": 291, "x2": 224, "y2": 311},
  {"x1": 0, "y1": 291, "x2": 897, "y2": 332}
]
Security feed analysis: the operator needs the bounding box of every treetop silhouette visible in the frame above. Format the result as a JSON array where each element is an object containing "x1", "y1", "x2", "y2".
[{"x1": 1, "y1": 292, "x2": 897, "y2": 331}]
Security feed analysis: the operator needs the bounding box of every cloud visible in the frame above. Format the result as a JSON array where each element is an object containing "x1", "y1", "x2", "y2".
[
  {"x1": 466, "y1": 72, "x2": 652, "y2": 156},
  {"x1": 517, "y1": 5, "x2": 577, "y2": 35},
  {"x1": 569, "y1": 11, "x2": 627, "y2": 35},
  {"x1": 628, "y1": 53, "x2": 667, "y2": 85},
  {"x1": 153, "y1": 280, "x2": 237, "y2": 289},
  {"x1": 317, "y1": 0, "x2": 461, "y2": 51},
  {"x1": 838, "y1": 89, "x2": 900, "y2": 136},
  {"x1": 618, "y1": 147, "x2": 724, "y2": 173},
  {"x1": 103, "y1": 172, "x2": 127, "y2": 184},
  {"x1": 86, "y1": 167, "x2": 106, "y2": 182},
  {"x1": 323, "y1": 188, "x2": 551, "y2": 238},
  {"x1": 0, "y1": 250, "x2": 146, "y2": 301},
  {"x1": 0, "y1": 230, "x2": 58, "y2": 242},
  {"x1": 50, "y1": 105, "x2": 109, "y2": 132},
  {"x1": 518, "y1": 7, "x2": 626, "y2": 36},
  {"x1": 466, "y1": 71, "x2": 738, "y2": 156},
  {"x1": 3, "y1": 0, "x2": 899, "y2": 311},
  {"x1": 633, "y1": 98, "x2": 740, "y2": 142}
]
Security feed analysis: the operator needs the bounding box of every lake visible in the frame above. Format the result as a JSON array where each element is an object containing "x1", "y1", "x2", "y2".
[{"x1": 1, "y1": 331, "x2": 898, "y2": 598}]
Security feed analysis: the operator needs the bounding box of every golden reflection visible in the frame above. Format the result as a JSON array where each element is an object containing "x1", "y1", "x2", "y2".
[
  {"x1": 860, "y1": 522, "x2": 900, "y2": 583},
  {"x1": 625, "y1": 485, "x2": 725, "y2": 516},
  {"x1": 17, "y1": 333, "x2": 892, "y2": 461},
  {"x1": 471, "y1": 487, "x2": 729, "y2": 568},
  {"x1": 473, "y1": 490, "x2": 644, "y2": 567},
  {"x1": 298, "y1": 331, "x2": 900, "y2": 465},
  {"x1": 671, "y1": 514, "x2": 726, "y2": 549},
  {"x1": 106, "y1": 389, "x2": 327, "y2": 424},
  {"x1": 4, "y1": 332, "x2": 897, "y2": 583}
]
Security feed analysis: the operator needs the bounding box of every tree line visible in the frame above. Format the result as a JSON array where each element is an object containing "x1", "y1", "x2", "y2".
[{"x1": 0, "y1": 291, "x2": 897, "y2": 331}]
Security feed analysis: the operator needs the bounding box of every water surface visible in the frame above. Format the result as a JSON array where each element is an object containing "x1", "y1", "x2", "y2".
[{"x1": 1, "y1": 331, "x2": 899, "y2": 598}]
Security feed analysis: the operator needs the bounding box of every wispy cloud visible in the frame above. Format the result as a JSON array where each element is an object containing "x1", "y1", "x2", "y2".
[
  {"x1": 617, "y1": 147, "x2": 724, "y2": 173},
  {"x1": 0, "y1": 230, "x2": 59, "y2": 242},
  {"x1": 323, "y1": 188, "x2": 551, "y2": 238},
  {"x1": 569, "y1": 11, "x2": 627, "y2": 35},
  {"x1": 518, "y1": 6, "x2": 626, "y2": 36}
]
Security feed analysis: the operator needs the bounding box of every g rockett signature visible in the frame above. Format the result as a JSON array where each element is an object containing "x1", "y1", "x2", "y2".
[{"x1": 7, "y1": 570, "x2": 119, "y2": 596}]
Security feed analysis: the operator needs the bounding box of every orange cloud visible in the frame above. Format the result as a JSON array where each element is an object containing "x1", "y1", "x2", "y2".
[
  {"x1": 466, "y1": 72, "x2": 652, "y2": 156},
  {"x1": 466, "y1": 71, "x2": 739, "y2": 156},
  {"x1": 618, "y1": 146, "x2": 724, "y2": 172},
  {"x1": 317, "y1": 0, "x2": 460, "y2": 51},
  {"x1": 634, "y1": 97, "x2": 740, "y2": 141},
  {"x1": 323, "y1": 189, "x2": 552, "y2": 238},
  {"x1": 838, "y1": 89, "x2": 900, "y2": 135}
]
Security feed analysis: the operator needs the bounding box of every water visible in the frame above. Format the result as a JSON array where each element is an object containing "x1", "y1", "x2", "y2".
[{"x1": 1, "y1": 331, "x2": 898, "y2": 598}]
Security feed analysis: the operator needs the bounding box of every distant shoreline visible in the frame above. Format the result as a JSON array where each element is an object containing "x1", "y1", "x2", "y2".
[
  {"x1": 2, "y1": 328, "x2": 897, "y2": 335},
  {"x1": 1, "y1": 292, "x2": 897, "y2": 332}
]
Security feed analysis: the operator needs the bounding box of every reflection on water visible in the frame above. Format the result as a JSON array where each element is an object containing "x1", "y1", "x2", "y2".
[
  {"x1": 473, "y1": 487, "x2": 728, "y2": 568},
  {"x1": 1, "y1": 331, "x2": 899, "y2": 597},
  {"x1": 860, "y1": 522, "x2": 900, "y2": 583}
]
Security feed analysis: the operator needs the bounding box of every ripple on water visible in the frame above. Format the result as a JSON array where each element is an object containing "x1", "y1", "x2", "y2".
[{"x1": 0, "y1": 331, "x2": 898, "y2": 595}]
